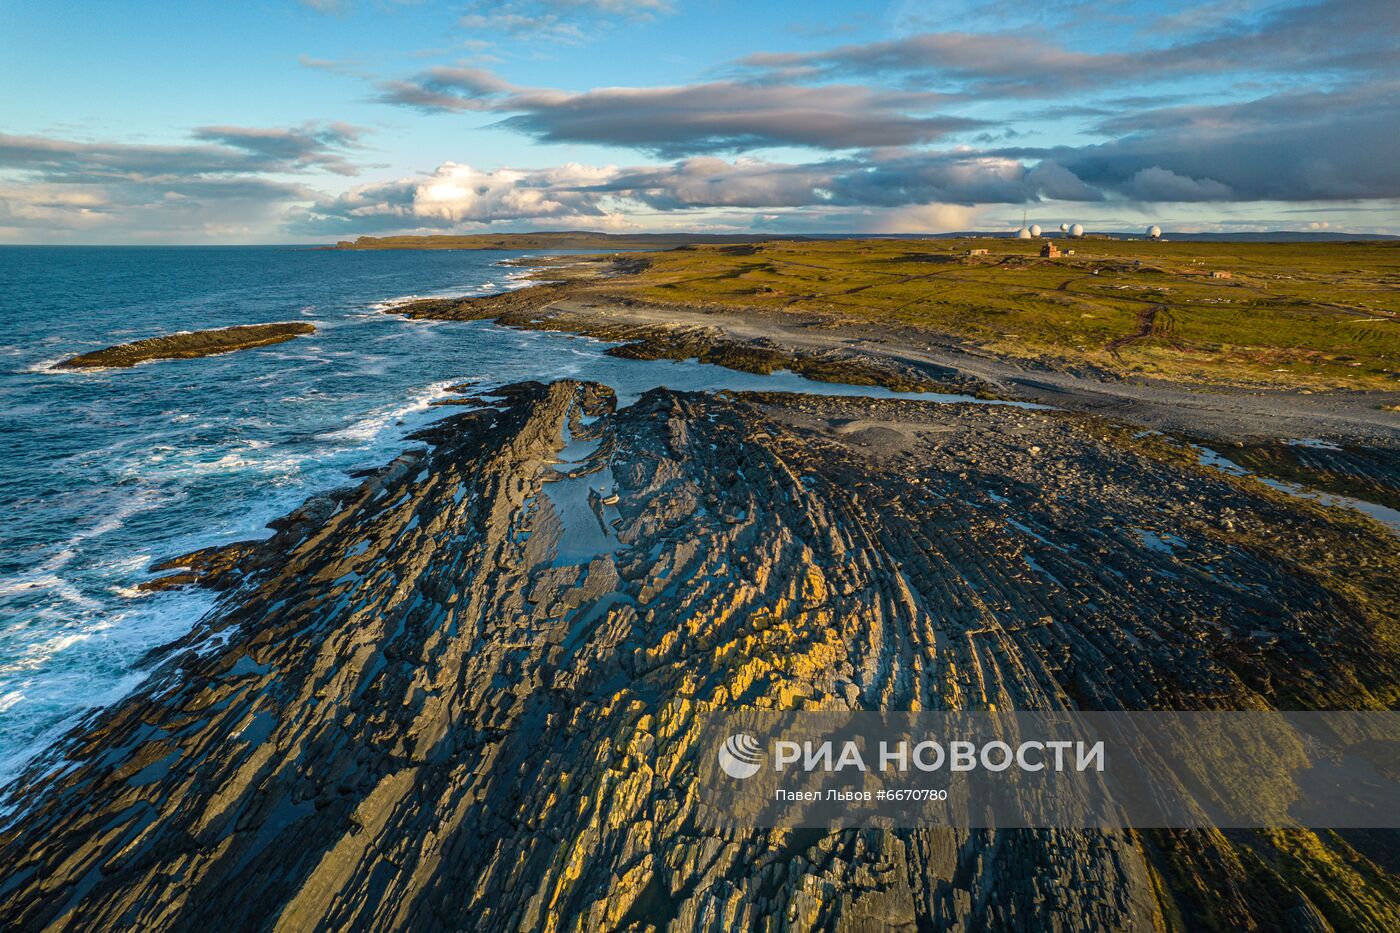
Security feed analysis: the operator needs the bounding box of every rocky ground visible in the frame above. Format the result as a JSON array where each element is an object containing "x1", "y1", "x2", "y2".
[{"x1": 2, "y1": 374, "x2": 1399, "y2": 931}]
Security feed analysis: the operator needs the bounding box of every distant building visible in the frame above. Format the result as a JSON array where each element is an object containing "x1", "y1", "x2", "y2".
[
  {"x1": 1210, "y1": 270, "x2": 1233, "y2": 279},
  {"x1": 1040, "y1": 242, "x2": 1061, "y2": 258},
  {"x1": 968, "y1": 248, "x2": 989, "y2": 256}
]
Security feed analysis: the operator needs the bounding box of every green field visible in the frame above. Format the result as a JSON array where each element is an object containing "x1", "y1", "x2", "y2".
[{"x1": 598, "y1": 238, "x2": 1400, "y2": 391}]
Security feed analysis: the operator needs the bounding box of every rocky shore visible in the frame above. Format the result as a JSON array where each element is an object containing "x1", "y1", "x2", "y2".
[
  {"x1": 57, "y1": 322, "x2": 316, "y2": 368},
  {"x1": 2, "y1": 376, "x2": 1398, "y2": 930}
]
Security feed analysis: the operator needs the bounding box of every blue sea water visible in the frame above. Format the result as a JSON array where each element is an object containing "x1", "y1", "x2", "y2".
[{"x1": 0, "y1": 245, "x2": 978, "y2": 785}]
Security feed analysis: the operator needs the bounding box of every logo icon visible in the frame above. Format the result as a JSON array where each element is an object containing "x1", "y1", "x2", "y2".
[{"x1": 718, "y1": 732, "x2": 764, "y2": 779}]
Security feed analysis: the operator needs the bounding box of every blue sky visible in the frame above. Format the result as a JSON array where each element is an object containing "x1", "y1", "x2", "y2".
[{"x1": 1, "y1": 0, "x2": 1396, "y2": 242}]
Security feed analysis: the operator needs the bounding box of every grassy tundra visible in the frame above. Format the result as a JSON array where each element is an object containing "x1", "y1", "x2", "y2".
[{"x1": 600, "y1": 238, "x2": 1399, "y2": 391}]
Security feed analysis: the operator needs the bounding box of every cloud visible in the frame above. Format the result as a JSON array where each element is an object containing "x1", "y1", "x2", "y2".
[
  {"x1": 412, "y1": 161, "x2": 616, "y2": 223},
  {"x1": 293, "y1": 150, "x2": 1108, "y2": 235},
  {"x1": 374, "y1": 66, "x2": 520, "y2": 112},
  {"x1": 16, "y1": 2, "x2": 1400, "y2": 241},
  {"x1": 291, "y1": 109, "x2": 1400, "y2": 237},
  {"x1": 0, "y1": 122, "x2": 365, "y2": 182},
  {"x1": 1124, "y1": 167, "x2": 1233, "y2": 202},
  {"x1": 458, "y1": 0, "x2": 674, "y2": 43},
  {"x1": 298, "y1": 55, "x2": 366, "y2": 76},
  {"x1": 364, "y1": 2, "x2": 1397, "y2": 177},
  {"x1": 296, "y1": 59, "x2": 1400, "y2": 238},
  {"x1": 0, "y1": 124, "x2": 364, "y2": 240},
  {"x1": 298, "y1": 0, "x2": 438, "y2": 13},
  {"x1": 739, "y1": 32, "x2": 1124, "y2": 97},
  {"x1": 1023, "y1": 160, "x2": 1102, "y2": 201},
  {"x1": 191, "y1": 123, "x2": 365, "y2": 176},
  {"x1": 1015, "y1": 83, "x2": 1400, "y2": 202},
  {"x1": 594, "y1": 153, "x2": 1101, "y2": 210},
  {"x1": 495, "y1": 84, "x2": 981, "y2": 155},
  {"x1": 293, "y1": 161, "x2": 621, "y2": 233},
  {"x1": 735, "y1": 0, "x2": 1399, "y2": 98},
  {"x1": 375, "y1": 68, "x2": 983, "y2": 154}
]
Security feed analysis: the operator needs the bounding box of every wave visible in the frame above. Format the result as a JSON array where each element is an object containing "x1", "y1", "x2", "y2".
[
  {"x1": 0, "y1": 490, "x2": 163, "y2": 585},
  {"x1": 318, "y1": 378, "x2": 456, "y2": 443},
  {"x1": 21, "y1": 354, "x2": 89, "y2": 374},
  {"x1": 368, "y1": 271, "x2": 538, "y2": 315},
  {"x1": 0, "y1": 588, "x2": 218, "y2": 795}
]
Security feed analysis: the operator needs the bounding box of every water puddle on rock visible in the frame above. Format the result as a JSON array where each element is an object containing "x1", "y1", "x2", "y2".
[
  {"x1": 540, "y1": 411, "x2": 623, "y2": 567},
  {"x1": 1191, "y1": 443, "x2": 1400, "y2": 537}
]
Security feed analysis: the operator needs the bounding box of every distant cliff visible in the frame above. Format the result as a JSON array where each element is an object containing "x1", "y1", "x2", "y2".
[{"x1": 330, "y1": 232, "x2": 813, "y2": 250}]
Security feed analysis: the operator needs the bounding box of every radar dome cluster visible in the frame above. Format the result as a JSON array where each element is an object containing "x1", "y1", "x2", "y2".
[
  {"x1": 1015, "y1": 220, "x2": 1157, "y2": 241},
  {"x1": 1019, "y1": 220, "x2": 1089, "y2": 240}
]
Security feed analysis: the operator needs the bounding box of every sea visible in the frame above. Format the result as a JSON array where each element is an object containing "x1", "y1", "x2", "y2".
[{"x1": 0, "y1": 244, "x2": 987, "y2": 786}]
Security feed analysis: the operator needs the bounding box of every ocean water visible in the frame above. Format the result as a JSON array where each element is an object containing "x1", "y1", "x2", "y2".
[{"x1": 0, "y1": 245, "x2": 978, "y2": 786}]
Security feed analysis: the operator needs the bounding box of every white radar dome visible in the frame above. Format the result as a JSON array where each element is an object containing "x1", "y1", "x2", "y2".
[
  {"x1": 1069, "y1": 223, "x2": 1084, "y2": 238},
  {"x1": 1147, "y1": 225, "x2": 1162, "y2": 238},
  {"x1": 1015, "y1": 227, "x2": 1032, "y2": 239},
  {"x1": 1028, "y1": 224, "x2": 1041, "y2": 237}
]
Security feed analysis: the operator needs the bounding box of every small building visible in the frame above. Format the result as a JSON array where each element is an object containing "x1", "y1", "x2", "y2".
[
  {"x1": 1210, "y1": 270, "x2": 1233, "y2": 279},
  {"x1": 968, "y1": 248, "x2": 989, "y2": 256},
  {"x1": 1040, "y1": 242, "x2": 1061, "y2": 258}
]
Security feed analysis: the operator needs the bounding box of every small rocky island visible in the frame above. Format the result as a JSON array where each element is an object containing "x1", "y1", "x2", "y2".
[{"x1": 57, "y1": 321, "x2": 316, "y2": 369}]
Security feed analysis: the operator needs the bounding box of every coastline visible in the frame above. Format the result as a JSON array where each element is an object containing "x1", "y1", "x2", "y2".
[
  {"x1": 2, "y1": 250, "x2": 1398, "y2": 929},
  {"x1": 4, "y1": 374, "x2": 1399, "y2": 929}
]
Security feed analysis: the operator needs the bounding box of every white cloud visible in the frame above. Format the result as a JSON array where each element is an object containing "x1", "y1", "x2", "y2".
[
  {"x1": 457, "y1": 0, "x2": 675, "y2": 43},
  {"x1": 411, "y1": 161, "x2": 617, "y2": 223}
]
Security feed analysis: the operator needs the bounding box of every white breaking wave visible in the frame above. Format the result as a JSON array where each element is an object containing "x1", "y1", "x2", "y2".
[
  {"x1": 0, "y1": 587, "x2": 218, "y2": 792},
  {"x1": 319, "y1": 379, "x2": 457, "y2": 442}
]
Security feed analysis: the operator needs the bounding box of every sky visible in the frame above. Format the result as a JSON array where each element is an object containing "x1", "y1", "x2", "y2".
[{"x1": 1, "y1": 0, "x2": 1397, "y2": 243}]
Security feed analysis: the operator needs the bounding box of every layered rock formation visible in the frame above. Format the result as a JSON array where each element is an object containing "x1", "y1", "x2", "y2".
[{"x1": 2, "y1": 381, "x2": 1398, "y2": 931}]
